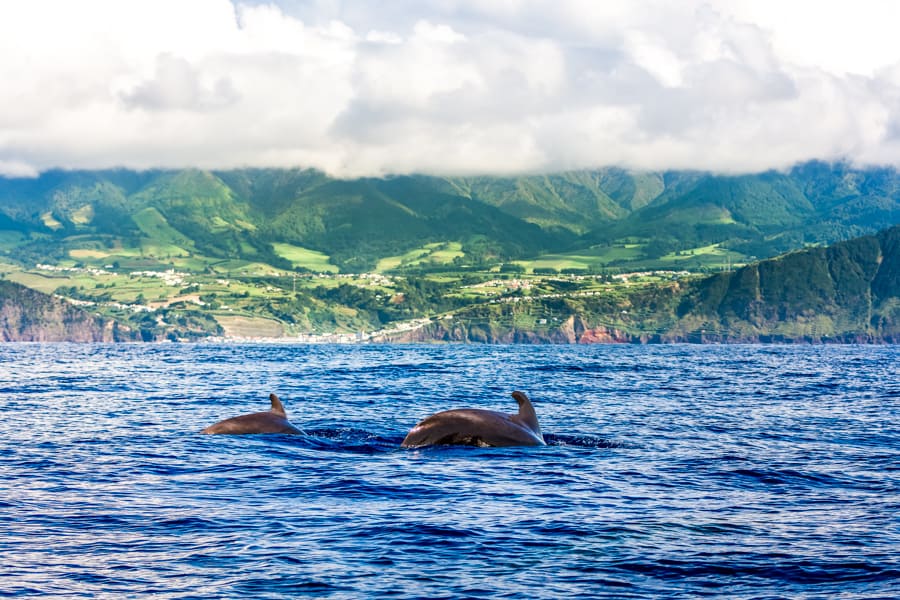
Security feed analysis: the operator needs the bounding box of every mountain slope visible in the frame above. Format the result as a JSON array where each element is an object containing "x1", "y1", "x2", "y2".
[
  {"x1": 670, "y1": 224, "x2": 900, "y2": 341},
  {"x1": 0, "y1": 163, "x2": 897, "y2": 273},
  {"x1": 445, "y1": 172, "x2": 630, "y2": 233},
  {"x1": 251, "y1": 176, "x2": 564, "y2": 270},
  {"x1": 393, "y1": 225, "x2": 900, "y2": 343}
]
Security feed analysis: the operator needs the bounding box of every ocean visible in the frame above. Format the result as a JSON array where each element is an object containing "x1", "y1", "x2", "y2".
[{"x1": 1, "y1": 343, "x2": 898, "y2": 599}]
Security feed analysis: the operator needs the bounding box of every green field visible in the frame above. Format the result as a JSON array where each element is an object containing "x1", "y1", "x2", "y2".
[
  {"x1": 69, "y1": 249, "x2": 112, "y2": 260},
  {"x1": 515, "y1": 242, "x2": 644, "y2": 272},
  {"x1": 514, "y1": 241, "x2": 750, "y2": 273},
  {"x1": 657, "y1": 243, "x2": 749, "y2": 269},
  {"x1": 139, "y1": 240, "x2": 191, "y2": 259},
  {"x1": 6, "y1": 272, "x2": 59, "y2": 293},
  {"x1": 215, "y1": 315, "x2": 285, "y2": 338},
  {"x1": 40, "y1": 211, "x2": 63, "y2": 231},
  {"x1": 376, "y1": 242, "x2": 465, "y2": 272},
  {"x1": 205, "y1": 259, "x2": 293, "y2": 277},
  {"x1": 70, "y1": 205, "x2": 94, "y2": 226},
  {"x1": 272, "y1": 243, "x2": 338, "y2": 273}
]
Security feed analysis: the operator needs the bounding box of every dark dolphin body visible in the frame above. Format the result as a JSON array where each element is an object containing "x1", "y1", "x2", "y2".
[
  {"x1": 401, "y1": 391, "x2": 545, "y2": 448},
  {"x1": 201, "y1": 393, "x2": 304, "y2": 435}
]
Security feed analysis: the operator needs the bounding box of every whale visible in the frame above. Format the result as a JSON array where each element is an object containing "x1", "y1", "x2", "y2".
[
  {"x1": 201, "y1": 393, "x2": 304, "y2": 435},
  {"x1": 401, "y1": 391, "x2": 545, "y2": 448}
]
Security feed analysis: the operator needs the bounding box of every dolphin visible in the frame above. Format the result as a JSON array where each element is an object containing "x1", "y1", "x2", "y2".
[
  {"x1": 401, "y1": 391, "x2": 545, "y2": 448},
  {"x1": 201, "y1": 393, "x2": 304, "y2": 435}
]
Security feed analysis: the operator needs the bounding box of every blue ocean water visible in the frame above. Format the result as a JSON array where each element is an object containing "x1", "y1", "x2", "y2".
[{"x1": 1, "y1": 343, "x2": 898, "y2": 599}]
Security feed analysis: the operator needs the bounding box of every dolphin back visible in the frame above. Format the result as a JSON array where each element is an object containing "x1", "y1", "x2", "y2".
[
  {"x1": 201, "y1": 393, "x2": 304, "y2": 435},
  {"x1": 401, "y1": 391, "x2": 546, "y2": 448}
]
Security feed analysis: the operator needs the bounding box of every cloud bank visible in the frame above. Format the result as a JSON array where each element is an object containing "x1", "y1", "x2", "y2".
[{"x1": 1, "y1": 0, "x2": 899, "y2": 177}]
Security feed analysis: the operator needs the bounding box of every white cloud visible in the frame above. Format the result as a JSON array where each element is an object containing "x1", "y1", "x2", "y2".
[
  {"x1": 122, "y1": 54, "x2": 240, "y2": 111},
  {"x1": 1, "y1": 0, "x2": 899, "y2": 177},
  {"x1": 0, "y1": 160, "x2": 39, "y2": 178}
]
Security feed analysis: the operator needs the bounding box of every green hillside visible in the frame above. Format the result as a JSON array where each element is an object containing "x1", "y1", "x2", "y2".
[
  {"x1": 446, "y1": 172, "x2": 627, "y2": 232},
  {"x1": 1, "y1": 224, "x2": 898, "y2": 343},
  {"x1": 393, "y1": 225, "x2": 900, "y2": 343},
  {"x1": 669, "y1": 225, "x2": 900, "y2": 341},
  {"x1": 0, "y1": 163, "x2": 897, "y2": 275},
  {"x1": 258, "y1": 176, "x2": 566, "y2": 271}
]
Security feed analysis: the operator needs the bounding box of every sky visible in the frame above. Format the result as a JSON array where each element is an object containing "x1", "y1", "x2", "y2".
[{"x1": 1, "y1": 0, "x2": 899, "y2": 178}]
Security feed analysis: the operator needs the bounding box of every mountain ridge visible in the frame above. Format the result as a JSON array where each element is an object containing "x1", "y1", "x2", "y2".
[{"x1": 0, "y1": 162, "x2": 897, "y2": 274}]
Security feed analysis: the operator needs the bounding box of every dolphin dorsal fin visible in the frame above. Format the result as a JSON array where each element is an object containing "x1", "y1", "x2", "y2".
[
  {"x1": 511, "y1": 391, "x2": 541, "y2": 435},
  {"x1": 269, "y1": 393, "x2": 287, "y2": 417}
]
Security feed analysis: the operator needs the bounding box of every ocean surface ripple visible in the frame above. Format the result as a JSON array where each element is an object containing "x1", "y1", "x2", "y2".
[{"x1": 1, "y1": 343, "x2": 898, "y2": 599}]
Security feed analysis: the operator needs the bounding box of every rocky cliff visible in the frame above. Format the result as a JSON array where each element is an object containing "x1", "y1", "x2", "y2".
[{"x1": 0, "y1": 280, "x2": 136, "y2": 342}]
